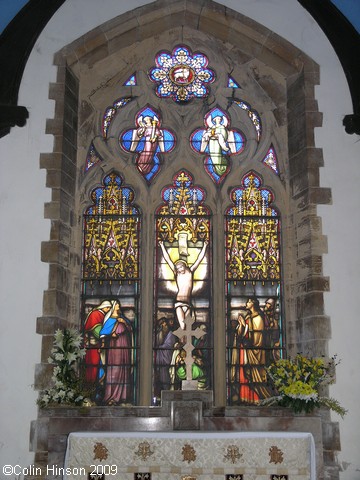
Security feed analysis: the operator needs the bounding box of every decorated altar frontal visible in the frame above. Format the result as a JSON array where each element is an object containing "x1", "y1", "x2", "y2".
[{"x1": 63, "y1": 431, "x2": 315, "y2": 480}]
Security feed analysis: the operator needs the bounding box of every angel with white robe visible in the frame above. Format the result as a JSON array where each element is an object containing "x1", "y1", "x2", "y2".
[{"x1": 200, "y1": 114, "x2": 236, "y2": 176}]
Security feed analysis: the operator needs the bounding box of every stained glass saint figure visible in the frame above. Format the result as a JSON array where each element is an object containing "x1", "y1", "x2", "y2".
[
  {"x1": 98, "y1": 300, "x2": 134, "y2": 405},
  {"x1": 225, "y1": 171, "x2": 283, "y2": 405},
  {"x1": 82, "y1": 172, "x2": 140, "y2": 405}
]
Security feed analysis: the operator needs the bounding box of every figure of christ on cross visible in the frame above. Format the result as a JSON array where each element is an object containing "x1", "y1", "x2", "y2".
[{"x1": 159, "y1": 238, "x2": 208, "y2": 330}]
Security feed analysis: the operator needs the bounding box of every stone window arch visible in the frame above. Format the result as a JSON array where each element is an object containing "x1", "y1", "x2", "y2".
[{"x1": 37, "y1": 1, "x2": 329, "y2": 410}]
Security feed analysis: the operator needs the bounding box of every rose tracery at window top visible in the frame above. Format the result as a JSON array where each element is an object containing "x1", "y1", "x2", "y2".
[{"x1": 148, "y1": 45, "x2": 215, "y2": 102}]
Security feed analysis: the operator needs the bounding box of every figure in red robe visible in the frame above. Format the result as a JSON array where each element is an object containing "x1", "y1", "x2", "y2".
[
  {"x1": 130, "y1": 115, "x2": 164, "y2": 175},
  {"x1": 84, "y1": 300, "x2": 112, "y2": 383}
]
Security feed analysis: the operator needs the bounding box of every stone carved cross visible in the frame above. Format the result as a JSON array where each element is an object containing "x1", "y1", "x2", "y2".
[{"x1": 173, "y1": 310, "x2": 206, "y2": 384}]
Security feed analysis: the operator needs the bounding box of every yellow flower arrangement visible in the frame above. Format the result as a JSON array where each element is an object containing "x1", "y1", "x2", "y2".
[{"x1": 262, "y1": 354, "x2": 347, "y2": 417}]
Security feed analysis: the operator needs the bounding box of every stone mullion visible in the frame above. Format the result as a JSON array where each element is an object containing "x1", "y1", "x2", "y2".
[
  {"x1": 211, "y1": 209, "x2": 226, "y2": 406},
  {"x1": 138, "y1": 210, "x2": 155, "y2": 405}
]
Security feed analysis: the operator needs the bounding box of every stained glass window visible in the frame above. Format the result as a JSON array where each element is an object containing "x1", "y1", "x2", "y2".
[
  {"x1": 148, "y1": 45, "x2": 215, "y2": 102},
  {"x1": 102, "y1": 97, "x2": 133, "y2": 139},
  {"x1": 82, "y1": 172, "x2": 140, "y2": 406},
  {"x1": 85, "y1": 142, "x2": 103, "y2": 172},
  {"x1": 120, "y1": 106, "x2": 175, "y2": 184},
  {"x1": 225, "y1": 171, "x2": 284, "y2": 405},
  {"x1": 153, "y1": 170, "x2": 212, "y2": 404},
  {"x1": 233, "y1": 99, "x2": 262, "y2": 142},
  {"x1": 80, "y1": 43, "x2": 286, "y2": 406},
  {"x1": 190, "y1": 107, "x2": 245, "y2": 184},
  {"x1": 262, "y1": 145, "x2": 279, "y2": 175},
  {"x1": 228, "y1": 76, "x2": 240, "y2": 88},
  {"x1": 124, "y1": 73, "x2": 137, "y2": 86}
]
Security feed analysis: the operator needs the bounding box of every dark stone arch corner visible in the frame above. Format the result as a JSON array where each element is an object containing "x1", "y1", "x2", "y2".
[
  {"x1": 0, "y1": 0, "x2": 66, "y2": 138},
  {"x1": 343, "y1": 114, "x2": 360, "y2": 136},
  {"x1": 0, "y1": 0, "x2": 359, "y2": 137},
  {"x1": 297, "y1": 0, "x2": 360, "y2": 136}
]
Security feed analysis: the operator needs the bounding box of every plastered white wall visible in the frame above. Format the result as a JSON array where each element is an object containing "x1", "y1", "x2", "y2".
[{"x1": 0, "y1": 1, "x2": 358, "y2": 478}]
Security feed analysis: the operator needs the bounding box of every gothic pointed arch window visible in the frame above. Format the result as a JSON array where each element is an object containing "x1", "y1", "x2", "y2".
[
  {"x1": 81, "y1": 172, "x2": 141, "y2": 405},
  {"x1": 38, "y1": 0, "x2": 331, "y2": 412},
  {"x1": 225, "y1": 171, "x2": 284, "y2": 405},
  {"x1": 77, "y1": 37, "x2": 290, "y2": 406},
  {"x1": 36, "y1": 3, "x2": 337, "y2": 473}
]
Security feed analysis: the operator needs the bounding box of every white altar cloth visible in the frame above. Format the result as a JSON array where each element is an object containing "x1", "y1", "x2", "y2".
[{"x1": 63, "y1": 431, "x2": 315, "y2": 480}]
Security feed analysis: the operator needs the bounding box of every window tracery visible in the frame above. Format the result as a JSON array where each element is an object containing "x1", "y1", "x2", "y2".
[
  {"x1": 233, "y1": 100, "x2": 262, "y2": 142},
  {"x1": 85, "y1": 142, "x2": 103, "y2": 172},
  {"x1": 102, "y1": 97, "x2": 133, "y2": 139},
  {"x1": 262, "y1": 145, "x2": 279, "y2": 175},
  {"x1": 148, "y1": 45, "x2": 215, "y2": 102},
  {"x1": 124, "y1": 73, "x2": 137, "y2": 86},
  {"x1": 228, "y1": 76, "x2": 240, "y2": 88},
  {"x1": 81, "y1": 43, "x2": 284, "y2": 406}
]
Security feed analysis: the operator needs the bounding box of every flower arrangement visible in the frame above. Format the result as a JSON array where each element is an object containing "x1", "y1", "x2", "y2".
[
  {"x1": 262, "y1": 354, "x2": 347, "y2": 417},
  {"x1": 37, "y1": 328, "x2": 87, "y2": 408}
]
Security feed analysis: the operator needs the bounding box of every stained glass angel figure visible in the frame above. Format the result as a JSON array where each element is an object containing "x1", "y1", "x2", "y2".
[
  {"x1": 201, "y1": 114, "x2": 234, "y2": 175},
  {"x1": 130, "y1": 114, "x2": 163, "y2": 173},
  {"x1": 120, "y1": 106, "x2": 175, "y2": 183},
  {"x1": 191, "y1": 107, "x2": 244, "y2": 184}
]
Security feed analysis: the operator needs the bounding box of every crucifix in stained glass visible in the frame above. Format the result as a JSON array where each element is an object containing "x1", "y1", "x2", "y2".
[{"x1": 153, "y1": 170, "x2": 212, "y2": 403}]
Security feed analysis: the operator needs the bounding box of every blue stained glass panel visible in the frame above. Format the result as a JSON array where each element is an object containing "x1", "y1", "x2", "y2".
[
  {"x1": 190, "y1": 107, "x2": 245, "y2": 184},
  {"x1": 120, "y1": 106, "x2": 175, "y2": 184},
  {"x1": 124, "y1": 73, "x2": 137, "y2": 86},
  {"x1": 228, "y1": 76, "x2": 240, "y2": 88}
]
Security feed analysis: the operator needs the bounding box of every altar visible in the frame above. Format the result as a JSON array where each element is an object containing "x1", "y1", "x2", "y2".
[{"x1": 63, "y1": 431, "x2": 315, "y2": 480}]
